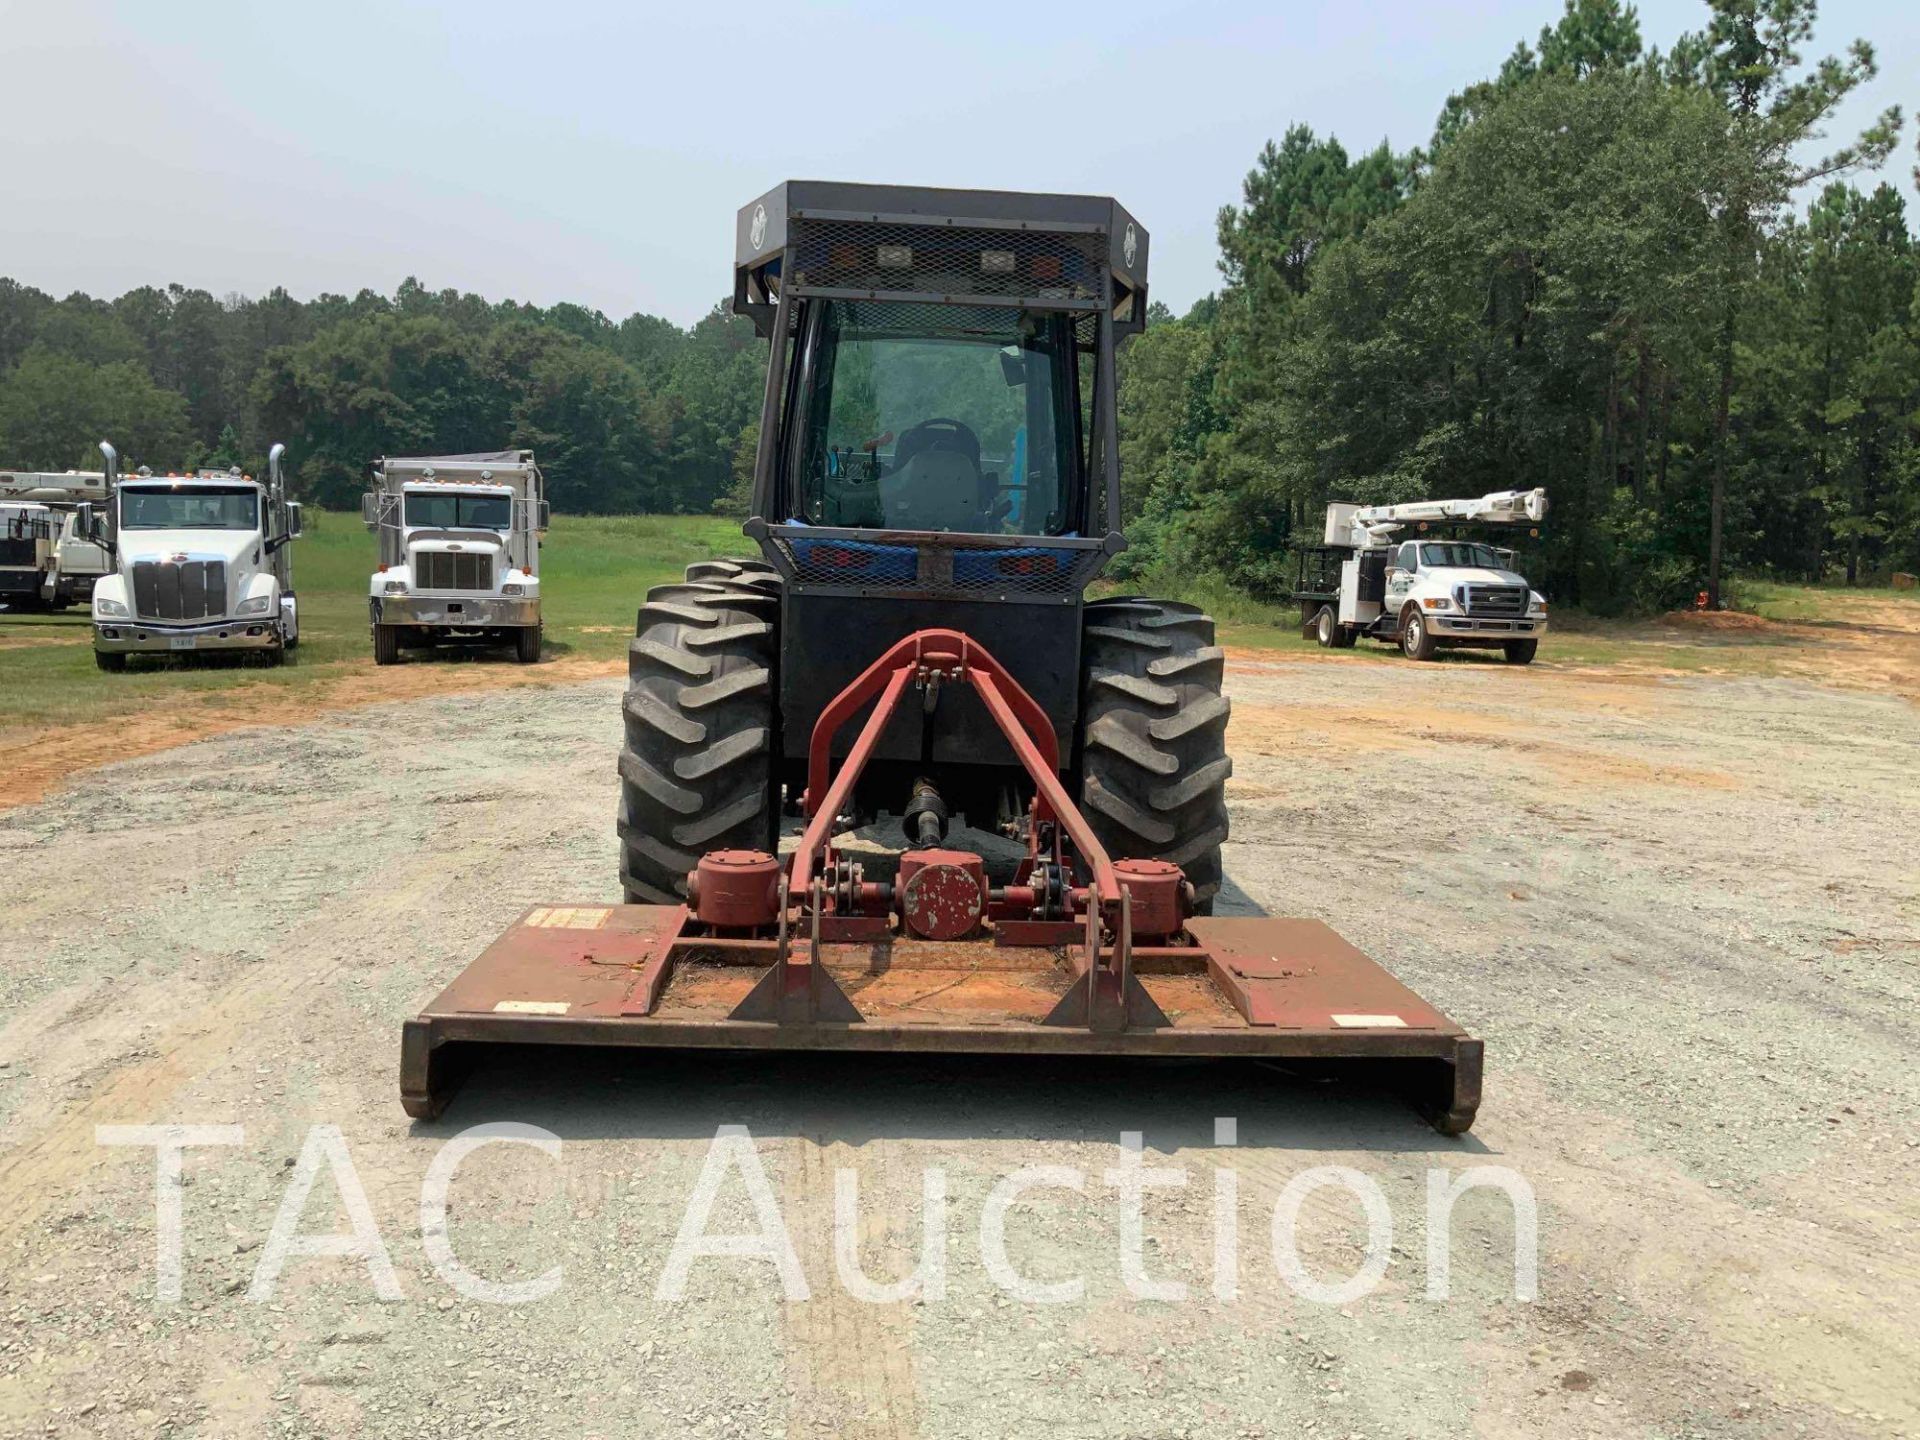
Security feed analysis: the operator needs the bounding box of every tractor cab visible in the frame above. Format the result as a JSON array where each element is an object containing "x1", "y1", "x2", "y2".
[
  {"x1": 791, "y1": 304, "x2": 1082, "y2": 537},
  {"x1": 729, "y1": 182, "x2": 1148, "y2": 806}
]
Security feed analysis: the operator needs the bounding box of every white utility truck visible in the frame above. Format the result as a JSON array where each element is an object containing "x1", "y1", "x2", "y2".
[
  {"x1": 1294, "y1": 489, "x2": 1550, "y2": 663},
  {"x1": 0, "y1": 470, "x2": 114, "y2": 610},
  {"x1": 88, "y1": 441, "x2": 304, "y2": 671},
  {"x1": 362, "y1": 450, "x2": 546, "y2": 665}
]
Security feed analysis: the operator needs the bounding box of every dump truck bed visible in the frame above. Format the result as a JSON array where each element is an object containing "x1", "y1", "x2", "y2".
[{"x1": 402, "y1": 905, "x2": 1482, "y2": 1132}]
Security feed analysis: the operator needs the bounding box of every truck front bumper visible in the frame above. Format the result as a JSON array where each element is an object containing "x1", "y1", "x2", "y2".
[
  {"x1": 1430, "y1": 613, "x2": 1547, "y2": 642},
  {"x1": 371, "y1": 595, "x2": 539, "y2": 629},
  {"x1": 95, "y1": 617, "x2": 283, "y2": 654}
]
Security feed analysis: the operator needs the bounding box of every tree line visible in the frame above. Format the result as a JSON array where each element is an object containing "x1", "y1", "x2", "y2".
[
  {"x1": 2, "y1": 0, "x2": 1914, "y2": 610},
  {"x1": 0, "y1": 276, "x2": 763, "y2": 514},
  {"x1": 1114, "y1": 0, "x2": 1920, "y2": 609}
]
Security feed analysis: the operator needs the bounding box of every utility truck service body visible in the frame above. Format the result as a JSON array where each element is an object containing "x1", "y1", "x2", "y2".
[
  {"x1": 88, "y1": 442, "x2": 303, "y2": 671},
  {"x1": 1295, "y1": 489, "x2": 1550, "y2": 663},
  {"x1": 0, "y1": 471, "x2": 114, "y2": 610},
  {"x1": 363, "y1": 451, "x2": 546, "y2": 664}
]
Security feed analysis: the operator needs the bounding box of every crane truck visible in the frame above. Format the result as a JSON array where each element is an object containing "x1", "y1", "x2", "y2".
[
  {"x1": 87, "y1": 442, "x2": 304, "y2": 671},
  {"x1": 1294, "y1": 489, "x2": 1550, "y2": 663},
  {"x1": 362, "y1": 451, "x2": 547, "y2": 665},
  {"x1": 0, "y1": 470, "x2": 114, "y2": 611}
]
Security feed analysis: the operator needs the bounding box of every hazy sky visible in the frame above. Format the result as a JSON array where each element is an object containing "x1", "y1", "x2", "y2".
[{"x1": 5, "y1": 0, "x2": 1915, "y2": 328}]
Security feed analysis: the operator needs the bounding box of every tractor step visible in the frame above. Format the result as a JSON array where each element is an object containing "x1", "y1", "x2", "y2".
[{"x1": 400, "y1": 903, "x2": 1481, "y2": 1133}]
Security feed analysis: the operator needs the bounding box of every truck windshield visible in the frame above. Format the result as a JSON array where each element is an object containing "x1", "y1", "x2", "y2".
[
  {"x1": 405, "y1": 493, "x2": 511, "y2": 529},
  {"x1": 792, "y1": 301, "x2": 1080, "y2": 535},
  {"x1": 121, "y1": 487, "x2": 258, "y2": 531},
  {"x1": 1419, "y1": 543, "x2": 1503, "y2": 569}
]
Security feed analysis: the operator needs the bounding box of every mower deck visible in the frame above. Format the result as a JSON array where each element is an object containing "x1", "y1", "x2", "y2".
[{"x1": 401, "y1": 904, "x2": 1482, "y2": 1132}]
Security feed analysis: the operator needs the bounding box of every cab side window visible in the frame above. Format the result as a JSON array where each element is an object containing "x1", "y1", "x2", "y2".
[{"x1": 1394, "y1": 541, "x2": 1418, "y2": 573}]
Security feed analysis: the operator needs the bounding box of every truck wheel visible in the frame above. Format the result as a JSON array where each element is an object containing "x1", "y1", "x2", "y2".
[
  {"x1": 372, "y1": 624, "x2": 400, "y2": 666},
  {"x1": 94, "y1": 650, "x2": 126, "y2": 673},
  {"x1": 1314, "y1": 605, "x2": 1338, "y2": 648},
  {"x1": 1400, "y1": 607, "x2": 1437, "y2": 661},
  {"x1": 1080, "y1": 597, "x2": 1231, "y2": 911},
  {"x1": 618, "y1": 568, "x2": 780, "y2": 904},
  {"x1": 514, "y1": 625, "x2": 542, "y2": 664},
  {"x1": 1503, "y1": 640, "x2": 1538, "y2": 665},
  {"x1": 262, "y1": 638, "x2": 286, "y2": 668}
]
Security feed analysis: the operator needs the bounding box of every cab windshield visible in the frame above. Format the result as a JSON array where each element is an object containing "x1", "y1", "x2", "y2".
[
  {"x1": 791, "y1": 301, "x2": 1081, "y2": 535},
  {"x1": 405, "y1": 492, "x2": 512, "y2": 529},
  {"x1": 120, "y1": 486, "x2": 258, "y2": 531},
  {"x1": 1418, "y1": 542, "x2": 1503, "y2": 569}
]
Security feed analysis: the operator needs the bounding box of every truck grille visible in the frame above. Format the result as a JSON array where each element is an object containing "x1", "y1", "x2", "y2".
[
  {"x1": 132, "y1": 559, "x2": 226, "y2": 620},
  {"x1": 415, "y1": 552, "x2": 493, "y2": 591},
  {"x1": 1460, "y1": 584, "x2": 1527, "y2": 617}
]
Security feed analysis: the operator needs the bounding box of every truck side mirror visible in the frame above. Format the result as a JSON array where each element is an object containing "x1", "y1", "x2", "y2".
[
  {"x1": 536, "y1": 501, "x2": 551, "y2": 533},
  {"x1": 287, "y1": 503, "x2": 304, "y2": 538},
  {"x1": 74, "y1": 502, "x2": 94, "y2": 537},
  {"x1": 360, "y1": 493, "x2": 379, "y2": 529}
]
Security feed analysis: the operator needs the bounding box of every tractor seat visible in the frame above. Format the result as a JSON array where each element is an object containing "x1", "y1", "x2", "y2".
[{"x1": 879, "y1": 450, "x2": 992, "y2": 532}]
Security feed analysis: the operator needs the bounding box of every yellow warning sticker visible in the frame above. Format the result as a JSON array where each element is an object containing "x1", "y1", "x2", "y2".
[
  {"x1": 1331, "y1": 1014, "x2": 1407, "y2": 1028},
  {"x1": 493, "y1": 1000, "x2": 571, "y2": 1015},
  {"x1": 524, "y1": 907, "x2": 610, "y2": 931}
]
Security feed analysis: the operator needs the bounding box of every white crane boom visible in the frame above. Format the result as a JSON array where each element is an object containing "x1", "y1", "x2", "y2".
[
  {"x1": 1351, "y1": 488, "x2": 1546, "y2": 526},
  {"x1": 0, "y1": 471, "x2": 112, "y2": 504},
  {"x1": 1326, "y1": 488, "x2": 1548, "y2": 548}
]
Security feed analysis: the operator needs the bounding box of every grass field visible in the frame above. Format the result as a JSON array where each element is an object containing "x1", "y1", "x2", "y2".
[
  {"x1": 2, "y1": 514, "x2": 1912, "y2": 739},
  {"x1": 0, "y1": 513, "x2": 746, "y2": 731}
]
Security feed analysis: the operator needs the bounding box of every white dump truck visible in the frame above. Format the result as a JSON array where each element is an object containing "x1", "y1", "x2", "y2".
[
  {"x1": 0, "y1": 470, "x2": 114, "y2": 610},
  {"x1": 88, "y1": 441, "x2": 304, "y2": 671},
  {"x1": 1294, "y1": 489, "x2": 1550, "y2": 663},
  {"x1": 362, "y1": 450, "x2": 546, "y2": 665}
]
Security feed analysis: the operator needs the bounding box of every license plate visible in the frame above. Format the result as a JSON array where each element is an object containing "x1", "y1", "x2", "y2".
[{"x1": 168, "y1": 635, "x2": 196, "y2": 651}]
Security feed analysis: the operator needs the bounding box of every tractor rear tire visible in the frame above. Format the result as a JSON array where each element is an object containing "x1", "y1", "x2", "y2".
[
  {"x1": 1503, "y1": 639, "x2": 1538, "y2": 665},
  {"x1": 372, "y1": 624, "x2": 400, "y2": 666},
  {"x1": 1079, "y1": 597, "x2": 1232, "y2": 911},
  {"x1": 617, "y1": 568, "x2": 780, "y2": 905},
  {"x1": 686, "y1": 557, "x2": 779, "y2": 589}
]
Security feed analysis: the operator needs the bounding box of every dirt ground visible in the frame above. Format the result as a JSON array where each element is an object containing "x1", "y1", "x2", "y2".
[
  {"x1": 0, "y1": 653, "x2": 625, "y2": 813},
  {"x1": 1, "y1": 634, "x2": 1916, "y2": 1438}
]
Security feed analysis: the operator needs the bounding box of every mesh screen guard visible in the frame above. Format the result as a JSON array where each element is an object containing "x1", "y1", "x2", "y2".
[{"x1": 788, "y1": 216, "x2": 1109, "y2": 305}]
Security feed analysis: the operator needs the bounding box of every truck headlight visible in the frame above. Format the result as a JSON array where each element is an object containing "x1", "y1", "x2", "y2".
[
  {"x1": 383, "y1": 580, "x2": 409, "y2": 595},
  {"x1": 236, "y1": 595, "x2": 272, "y2": 616},
  {"x1": 502, "y1": 582, "x2": 525, "y2": 596},
  {"x1": 1421, "y1": 596, "x2": 1453, "y2": 610},
  {"x1": 95, "y1": 597, "x2": 129, "y2": 618},
  {"x1": 1528, "y1": 593, "x2": 1548, "y2": 615}
]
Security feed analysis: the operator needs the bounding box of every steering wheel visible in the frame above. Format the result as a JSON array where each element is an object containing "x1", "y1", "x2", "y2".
[{"x1": 894, "y1": 418, "x2": 982, "y2": 471}]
